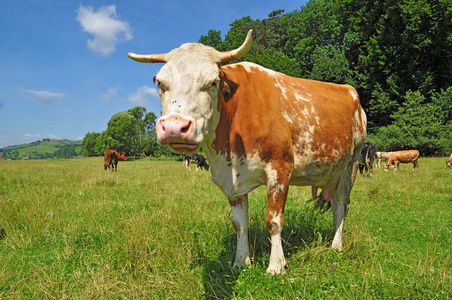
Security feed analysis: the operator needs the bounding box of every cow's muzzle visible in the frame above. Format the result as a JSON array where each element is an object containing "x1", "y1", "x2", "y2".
[{"x1": 156, "y1": 116, "x2": 199, "y2": 153}]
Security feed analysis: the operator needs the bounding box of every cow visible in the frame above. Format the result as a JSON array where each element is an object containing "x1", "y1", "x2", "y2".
[
  {"x1": 128, "y1": 29, "x2": 367, "y2": 275},
  {"x1": 184, "y1": 154, "x2": 209, "y2": 171},
  {"x1": 376, "y1": 151, "x2": 392, "y2": 168},
  {"x1": 358, "y1": 142, "x2": 376, "y2": 177},
  {"x1": 194, "y1": 155, "x2": 209, "y2": 171},
  {"x1": 384, "y1": 150, "x2": 419, "y2": 171},
  {"x1": 104, "y1": 149, "x2": 127, "y2": 171},
  {"x1": 446, "y1": 153, "x2": 452, "y2": 168}
]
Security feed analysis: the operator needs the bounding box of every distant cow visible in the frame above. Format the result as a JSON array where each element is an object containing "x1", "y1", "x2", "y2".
[
  {"x1": 128, "y1": 29, "x2": 367, "y2": 275},
  {"x1": 385, "y1": 150, "x2": 419, "y2": 171},
  {"x1": 184, "y1": 154, "x2": 209, "y2": 171},
  {"x1": 359, "y1": 142, "x2": 376, "y2": 177},
  {"x1": 376, "y1": 151, "x2": 392, "y2": 168},
  {"x1": 104, "y1": 149, "x2": 127, "y2": 171},
  {"x1": 446, "y1": 153, "x2": 452, "y2": 168}
]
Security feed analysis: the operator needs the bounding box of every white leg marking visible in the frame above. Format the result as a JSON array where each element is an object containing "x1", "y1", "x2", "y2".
[
  {"x1": 331, "y1": 219, "x2": 344, "y2": 250},
  {"x1": 267, "y1": 230, "x2": 287, "y2": 275},
  {"x1": 331, "y1": 191, "x2": 348, "y2": 251},
  {"x1": 230, "y1": 197, "x2": 251, "y2": 269}
]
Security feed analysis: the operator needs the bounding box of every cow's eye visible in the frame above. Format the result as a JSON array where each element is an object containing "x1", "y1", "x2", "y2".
[
  {"x1": 201, "y1": 82, "x2": 218, "y2": 92},
  {"x1": 156, "y1": 81, "x2": 168, "y2": 92}
]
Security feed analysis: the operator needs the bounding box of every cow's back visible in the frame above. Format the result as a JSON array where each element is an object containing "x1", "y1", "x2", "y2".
[
  {"x1": 392, "y1": 150, "x2": 419, "y2": 161},
  {"x1": 104, "y1": 149, "x2": 116, "y2": 160}
]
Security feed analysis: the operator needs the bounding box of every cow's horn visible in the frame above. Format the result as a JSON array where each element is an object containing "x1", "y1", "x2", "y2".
[
  {"x1": 127, "y1": 53, "x2": 167, "y2": 63},
  {"x1": 218, "y1": 29, "x2": 253, "y2": 63}
]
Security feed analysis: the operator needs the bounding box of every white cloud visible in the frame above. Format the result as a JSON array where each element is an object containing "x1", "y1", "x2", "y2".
[
  {"x1": 76, "y1": 5, "x2": 133, "y2": 56},
  {"x1": 26, "y1": 89, "x2": 64, "y2": 106},
  {"x1": 103, "y1": 87, "x2": 121, "y2": 102},
  {"x1": 24, "y1": 133, "x2": 61, "y2": 140},
  {"x1": 128, "y1": 85, "x2": 159, "y2": 105},
  {"x1": 26, "y1": 90, "x2": 63, "y2": 99},
  {"x1": 0, "y1": 130, "x2": 62, "y2": 148}
]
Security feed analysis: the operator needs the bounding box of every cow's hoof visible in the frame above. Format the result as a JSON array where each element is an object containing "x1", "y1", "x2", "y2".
[
  {"x1": 232, "y1": 257, "x2": 251, "y2": 271},
  {"x1": 266, "y1": 264, "x2": 286, "y2": 276}
]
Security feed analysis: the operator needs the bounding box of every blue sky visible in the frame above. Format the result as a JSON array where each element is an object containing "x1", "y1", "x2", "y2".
[{"x1": 0, "y1": 0, "x2": 307, "y2": 148}]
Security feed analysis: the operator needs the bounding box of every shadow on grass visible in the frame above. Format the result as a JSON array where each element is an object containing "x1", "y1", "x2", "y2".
[{"x1": 197, "y1": 205, "x2": 334, "y2": 299}]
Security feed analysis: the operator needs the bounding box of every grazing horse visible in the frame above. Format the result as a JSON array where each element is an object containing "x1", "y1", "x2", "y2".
[
  {"x1": 385, "y1": 150, "x2": 419, "y2": 171},
  {"x1": 104, "y1": 149, "x2": 127, "y2": 171},
  {"x1": 128, "y1": 29, "x2": 367, "y2": 274}
]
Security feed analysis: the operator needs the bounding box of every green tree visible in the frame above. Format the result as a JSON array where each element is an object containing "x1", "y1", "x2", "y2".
[
  {"x1": 125, "y1": 106, "x2": 157, "y2": 155},
  {"x1": 337, "y1": 0, "x2": 452, "y2": 126},
  {"x1": 199, "y1": 30, "x2": 224, "y2": 49},
  {"x1": 81, "y1": 132, "x2": 100, "y2": 157},
  {"x1": 373, "y1": 90, "x2": 446, "y2": 155},
  {"x1": 54, "y1": 144, "x2": 78, "y2": 158},
  {"x1": 94, "y1": 131, "x2": 108, "y2": 156},
  {"x1": 309, "y1": 45, "x2": 354, "y2": 84},
  {"x1": 106, "y1": 111, "x2": 136, "y2": 154}
]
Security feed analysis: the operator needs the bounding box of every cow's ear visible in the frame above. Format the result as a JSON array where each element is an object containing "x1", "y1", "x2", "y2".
[
  {"x1": 219, "y1": 70, "x2": 237, "y2": 102},
  {"x1": 221, "y1": 82, "x2": 231, "y2": 101},
  {"x1": 153, "y1": 76, "x2": 157, "y2": 83}
]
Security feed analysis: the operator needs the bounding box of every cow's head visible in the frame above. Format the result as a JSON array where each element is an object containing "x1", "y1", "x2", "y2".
[
  {"x1": 128, "y1": 30, "x2": 253, "y2": 154},
  {"x1": 384, "y1": 161, "x2": 391, "y2": 171},
  {"x1": 447, "y1": 160, "x2": 452, "y2": 168},
  {"x1": 118, "y1": 151, "x2": 127, "y2": 161}
]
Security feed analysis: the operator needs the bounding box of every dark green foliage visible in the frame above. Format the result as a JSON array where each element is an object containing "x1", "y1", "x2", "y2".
[
  {"x1": 53, "y1": 144, "x2": 79, "y2": 158},
  {"x1": 81, "y1": 132, "x2": 100, "y2": 157},
  {"x1": 197, "y1": 0, "x2": 452, "y2": 156}
]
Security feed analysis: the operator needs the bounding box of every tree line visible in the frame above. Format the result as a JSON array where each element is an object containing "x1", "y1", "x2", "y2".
[
  {"x1": 83, "y1": 0, "x2": 452, "y2": 157},
  {"x1": 81, "y1": 106, "x2": 174, "y2": 157}
]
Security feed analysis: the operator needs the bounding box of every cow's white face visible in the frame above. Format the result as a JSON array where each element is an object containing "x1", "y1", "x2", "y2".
[{"x1": 154, "y1": 44, "x2": 221, "y2": 154}]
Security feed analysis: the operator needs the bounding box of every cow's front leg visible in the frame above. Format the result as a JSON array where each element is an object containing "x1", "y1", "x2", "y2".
[
  {"x1": 265, "y1": 167, "x2": 290, "y2": 275},
  {"x1": 229, "y1": 195, "x2": 251, "y2": 269}
]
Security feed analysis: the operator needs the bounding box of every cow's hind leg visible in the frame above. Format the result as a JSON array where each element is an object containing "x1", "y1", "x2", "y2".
[
  {"x1": 331, "y1": 159, "x2": 359, "y2": 250},
  {"x1": 229, "y1": 195, "x2": 251, "y2": 269},
  {"x1": 413, "y1": 159, "x2": 419, "y2": 170}
]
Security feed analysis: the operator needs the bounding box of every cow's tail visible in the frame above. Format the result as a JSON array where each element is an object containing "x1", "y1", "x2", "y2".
[
  {"x1": 308, "y1": 191, "x2": 332, "y2": 213},
  {"x1": 365, "y1": 149, "x2": 369, "y2": 169}
]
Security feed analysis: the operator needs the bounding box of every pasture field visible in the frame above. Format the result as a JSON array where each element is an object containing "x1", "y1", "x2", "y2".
[{"x1": 0, "y1": 157, "x2": 451, "y2": 299}]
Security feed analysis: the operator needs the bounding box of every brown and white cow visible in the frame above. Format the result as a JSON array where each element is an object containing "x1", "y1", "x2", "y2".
[
  {"x1": 128, "y1": 30, "x2": 367, "y2": 275},
  {"x1": 376, "y1": 151, "x2": 392, "y2": 168},
  {"x1": 104, "y1": 149, "x2": 127, "y2": 171},
  {"x1": 384, "y1": 150, "x2": 419, "y2": 171},
  {"x1": 446, "y1": 153, "x2": 452, "y2": 168}
]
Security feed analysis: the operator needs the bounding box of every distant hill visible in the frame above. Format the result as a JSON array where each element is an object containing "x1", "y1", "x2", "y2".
[{"x1": 0, "y1": 139, "x2": 82, "y2": 160}]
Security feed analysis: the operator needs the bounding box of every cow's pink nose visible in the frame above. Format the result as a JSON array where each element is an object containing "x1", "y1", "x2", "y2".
[{"x1": 156, "y1": 115, "x2": 194, "y2": 144}]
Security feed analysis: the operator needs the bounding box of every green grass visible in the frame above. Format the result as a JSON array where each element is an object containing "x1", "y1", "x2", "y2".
[{"x1": 0, "y1": 157, "x2": 451, "y2": 299}]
